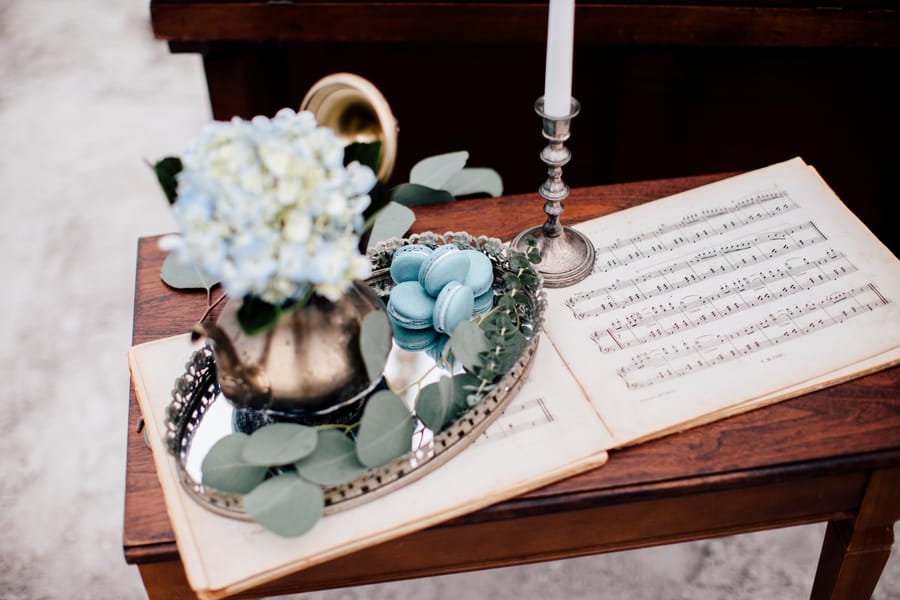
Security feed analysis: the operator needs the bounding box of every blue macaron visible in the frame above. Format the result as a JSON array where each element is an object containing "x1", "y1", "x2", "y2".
[
  {"x1": 473, "y1": 288, "x2": 494, "y2": 316},
  {"x1": 392, "y1": 322, "x2": 440, "y2": 352},
  {"x1": 387, "y1": 281, "x2": 436, "y2": 330},
  {"x1": 418, "y1": 244, "x2": 471, "y2": 297},
  {"x1": 389, "y1": 244, "x2": 434, "y2": 284},
  {"x1": 463, "y1": 249, "x2": 494, "y2": 297},
  {"x1": 432, "y1": 281, "x2": 474, "y2": 334}
]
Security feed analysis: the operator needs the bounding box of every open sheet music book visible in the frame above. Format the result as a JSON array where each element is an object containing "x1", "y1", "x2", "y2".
[{"x1": 129, "y1": 157, "x2": 900, "y2": 599}]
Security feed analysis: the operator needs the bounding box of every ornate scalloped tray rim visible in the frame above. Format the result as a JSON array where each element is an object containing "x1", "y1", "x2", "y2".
[{"x1": 164, "y1": 231, "x2": 546, "y2": 520}]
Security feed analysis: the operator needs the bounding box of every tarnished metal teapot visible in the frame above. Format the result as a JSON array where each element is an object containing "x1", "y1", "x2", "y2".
[
  {"x1": 191, "y1": 73, "x2": 397, "y2": 420},
  {"x1": 192, "y1": 280, "x2": 387, "y2": 417}
]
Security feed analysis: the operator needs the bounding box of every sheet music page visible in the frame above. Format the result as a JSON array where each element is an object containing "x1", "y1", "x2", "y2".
[
  {"x1": 542, "y1": 157, "x2": 900, "y2": 445},
  {"x1": 129, "y1": 334, "x2": 611, "y2": 599}
]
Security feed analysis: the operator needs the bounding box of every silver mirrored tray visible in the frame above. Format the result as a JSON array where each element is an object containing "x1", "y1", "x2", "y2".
[{"x1": 163, "y1": 231, "x2": 546, "y2": 520}]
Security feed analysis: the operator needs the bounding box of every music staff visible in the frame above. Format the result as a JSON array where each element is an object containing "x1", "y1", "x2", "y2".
[
  {"x1": 614, "y1": 283, "x2": 890, "y2": 389},
  {"x1": 591, "y1": 188, "x2": 797, "y2": 274},
  {"x1": 590, "y1": 249, "x2": 858, "y2": 352},
  {"x1": 568, "y1": 221, "x2": 827, "y2": 317}
]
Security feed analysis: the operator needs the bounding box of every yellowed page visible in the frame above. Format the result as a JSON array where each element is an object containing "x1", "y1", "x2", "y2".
[
  {"x1": 129, "y1": 334, "x2": 611, "y2": 599},
  {"x1": 543, "y1": 157, "x2": 900, "y2": 446}
]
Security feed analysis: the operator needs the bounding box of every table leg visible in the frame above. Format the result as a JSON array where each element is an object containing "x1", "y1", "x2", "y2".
[
  {"x1": 139, "y1": 561, "x2": 196, "y2": 600},
  {"x1": 810, "y1": 467, "x2": 900, "y2": 600}
]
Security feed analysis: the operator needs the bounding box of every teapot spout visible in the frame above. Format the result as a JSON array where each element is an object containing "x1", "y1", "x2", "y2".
[{"x1": 192, "y1": 323, "x2": 272, "y2": 410}]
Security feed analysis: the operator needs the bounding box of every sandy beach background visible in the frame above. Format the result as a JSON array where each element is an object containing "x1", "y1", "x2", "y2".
[{"x1": 0, "y1": 1, "x2": 897, "y2": 598}]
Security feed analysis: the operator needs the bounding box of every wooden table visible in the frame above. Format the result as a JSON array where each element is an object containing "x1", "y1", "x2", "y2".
[{"x1": 124, "y1": 173, "x2": 900, "y2": 599}]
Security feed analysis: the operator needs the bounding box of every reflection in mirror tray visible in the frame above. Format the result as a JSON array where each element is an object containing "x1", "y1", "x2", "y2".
[{"x1": 164, "y1": 232, "x2": 546, "y2": 520}]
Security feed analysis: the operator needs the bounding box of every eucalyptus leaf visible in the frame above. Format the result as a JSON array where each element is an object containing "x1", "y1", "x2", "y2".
[
  {"x1": 355, "y1": 390, "x2": 415, "y2": 468},
  {"x1": 409, "y1": 150, "x2": 469, "y2": 189},
  {"x1": 388, "y1": 183, "x2": 454, "y2": 207},
  {"x1": 200, "y1": 433, "x2": 268, "y2": 494},
  {"x1": 344, "y1": 141, "x2": 382, "y2": 173},
  {"x1": 243, "y1": 472, "x2": 324, "y2": 537},
  {"x1": 415, "y1": 376, "x2": 454, "y2": 432},
  {"x1": 152, "y1": 156, "x2": 182, "y2": 205},
  {"x1": 160, "y1": 252, "x2": 219, "y2": 291},
  {"x1": 443, "y1": 168, "x2": 503, "y2": 198},
  {"x1": 416, "y1": 372, "x2": 483, "y2": 432},
  {"x1": 366, "y1": 201, "x2": 416, "y2": 251},
  {"x1": 242, "y1": 423, "x2": 318, "y2": 466},
  {"x1": 449, "y1": 319, "x2": 490, "y2": 371},
  {"x1": 295, "y1": 429, "x2": 368, "y2": 486},
  {"x1": 359, "y1": 310, "x2": 392, "y2": 381},
  {"x1": 482, "y1": 317, "x2": 527, "y2": 375},
  {"x1": 236, "y1": 295, "x2": 287, "y2": 336}
]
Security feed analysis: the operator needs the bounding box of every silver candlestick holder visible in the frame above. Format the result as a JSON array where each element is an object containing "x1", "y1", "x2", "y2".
[{"x1": 511, "y1": 97, "x2": 595, "y2": 287}]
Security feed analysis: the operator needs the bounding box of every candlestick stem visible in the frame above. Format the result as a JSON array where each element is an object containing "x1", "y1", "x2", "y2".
[{"x1": 512, "y1": 97, "x2": 595, "y2": 288}]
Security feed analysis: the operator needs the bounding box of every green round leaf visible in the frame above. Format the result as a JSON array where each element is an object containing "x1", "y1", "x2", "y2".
[
  {"x1": 409, "y1": 150, "x2": 469, "y2": 189},
  {"x1": 443, "y1": 167, "x2": 503, "y2": 198},
  {"x1": 295, "y1": 429, "x2": 368, "y2": 486},
  {"x1": 416, "y1": 376, "x2": 454, "y2": 432},
  {"x1": 449, "y1": 319, "x2": 490, "y2": 371},
  {"x1": 367, "y1": 201, "x2": 417, "y2": 250},
  {"x1": 359, "y1": 310, "x2": 392, "y2": 381},
  {"x1": 160, "y1": 252, "x2": 219, "y2": 291},
  {"x1": 387, "y1": 183, "x2": 454, "y2": 207},
  {"x1": 200, "y1": 433, "x2": 268, "y2": 494},
  {"x1": 243, "y1": 472, "x2": 324, "y2": 537},
  {"x1": 417, "y1": 373, "x2": 482, "y2": 432},
  {"x1": 242, "y1": 423, "x2": 318, "y2": 466},
  {"x1": 355, "y1": 390, "x2": 415, "y2": 468},
  {"x1": 152, "y1": 156, "x2": 183, "y2": 204}
]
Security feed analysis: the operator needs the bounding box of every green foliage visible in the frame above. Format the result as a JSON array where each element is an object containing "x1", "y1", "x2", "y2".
[
  {"x1": 344, "y1": 141, "x2": 381, "y2": 173},
  {"x1": 295, "y1": 429, "x2": 368, "y2": 486},
  {"x1": 408, "y1": 150, "x2": 502, "y2": 199},
  {"x1": 236, "y1": 294, "x2": 306, "y2": 336},
  {"x1": 355, "y1": 390, "x2": 415, "y2": 468},
  {"x1": 200, "y1": 433, "x2": 268, "y2": 494},
  {"x1": 443, "y1": 168, "x2": 503, "y2": 199},
  {"x1": 388, "y1": 183, "x2": 455, "y2": 207},
  {"x1": 366, "y1": 201, "x2": 417, "y2": 251},
  {"x1": 242, "y1": 423, "x2": 318, "y2": 466},
  {"x1": 448, "y1": 320, "x2": 489, "y2": 371},
  {"x1": 243, "y1": 472, "x2": 324, "y2": 537},
  {"x1": 415, "y1": 372, "x2": 481, "y2": 432},
  {"x1": 151, "y1": 156, "x2": 182, "y2": 205},
  {"x1": 160, "y1": 252, "x2": 219, "y2": 291},
  {"x1": 359, "y1": 310, "x2": 392, "y2": 381}
]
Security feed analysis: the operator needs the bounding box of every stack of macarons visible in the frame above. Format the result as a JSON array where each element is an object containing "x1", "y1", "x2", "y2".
[{"x1": 386, "y1": 244, "x2": 494, "y2": 354}]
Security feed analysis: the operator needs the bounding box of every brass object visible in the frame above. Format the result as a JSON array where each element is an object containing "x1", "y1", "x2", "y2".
[
  {"x1": 191, "y1": 280, "x2": 387, "y2": 417},
  {"x1": 511, "y1": 97, "x2": 595, "y2": 287},
  {"x1": 300, "y1": 72, "x2": 398, "y2": 182}
]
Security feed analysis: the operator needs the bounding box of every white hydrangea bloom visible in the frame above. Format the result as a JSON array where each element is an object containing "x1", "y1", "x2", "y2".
[{"x1": 164, "y1": 108, "x2": 375, "y2": 304}]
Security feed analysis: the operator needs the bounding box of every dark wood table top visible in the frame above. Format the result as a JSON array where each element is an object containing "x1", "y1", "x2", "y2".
[{"x1": 123, "y1": 172, "x2": 900, "y2": 578}]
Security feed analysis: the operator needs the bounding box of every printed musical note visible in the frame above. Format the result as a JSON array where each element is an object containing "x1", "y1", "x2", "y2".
[
  {"x1": 614, "y1": 283, "x2": 890, "y2": 389},
  {"x1": 481, "y1": 397, "x2": 556, "y2": 442},
  {"x1": 590, "y1": 249, "x2": 858, "y2": 352},
  {"x1": 589, "y1": 188, "x2": 797, "y2": 274},
  {"x1": 569, "y1": 222, "x2": 828, "y2": 317}
]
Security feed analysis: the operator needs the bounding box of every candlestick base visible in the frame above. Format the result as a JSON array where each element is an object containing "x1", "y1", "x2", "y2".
[
  {"x1": 511, "y1": 226, "x2": 595, "y2": 288},
  {"x1": 512, "y1": 96, "x2": 594, "y2": 288}
]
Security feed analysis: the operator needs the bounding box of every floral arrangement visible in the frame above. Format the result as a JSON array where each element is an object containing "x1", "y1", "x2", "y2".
[
  {"x1": 157, "y1": 108, "x2": 377, "y2": 331},
  {"x1": 154, "y1": 108, "x2": 505, "y2": 334}
]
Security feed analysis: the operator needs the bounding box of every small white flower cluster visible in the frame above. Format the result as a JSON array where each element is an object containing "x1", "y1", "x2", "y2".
[{"x1": 161, "y1": 108, "x2": 377, "y2": 304}]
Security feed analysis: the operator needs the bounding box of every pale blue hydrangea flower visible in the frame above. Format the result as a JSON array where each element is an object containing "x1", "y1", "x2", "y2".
[{"x1": 163, "y1": 109, "x2": 375, "y2": 305}]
